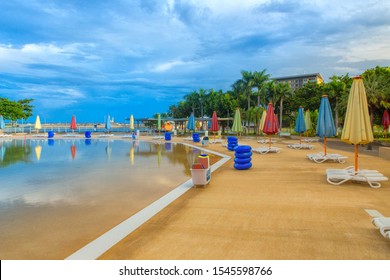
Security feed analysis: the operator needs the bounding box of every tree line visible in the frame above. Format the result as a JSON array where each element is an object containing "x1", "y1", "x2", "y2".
[
  {"x1": 0, "y1": 98, "x2": 34, "y2": 126},
  {"x1": 166, "y1": 66, "x2": 390, "y2": 134}
]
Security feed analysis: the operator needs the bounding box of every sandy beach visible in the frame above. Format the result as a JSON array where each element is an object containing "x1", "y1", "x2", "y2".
[
  {"x1": 96, "y1": 135, "x2": 390, "y2": 260},
  {"x1": 2, "y1": 134, "x2": 390, "y2": 260}
]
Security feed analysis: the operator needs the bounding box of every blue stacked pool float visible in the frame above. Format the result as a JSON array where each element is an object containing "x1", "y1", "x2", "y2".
[
  {"x1": 192, "y1": 133, "x2": 200, "y2": 142},
  {"x1": 234, "y1": 145, "x2": 252, "y2": 170},
  {"x1": 165, "y1": 132, "x2": 171, "y2": 141},
  {"x1": 227, "y1": 136, "x2": 238, "y2": 151}
]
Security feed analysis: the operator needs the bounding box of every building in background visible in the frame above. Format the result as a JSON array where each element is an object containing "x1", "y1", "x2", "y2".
[{"x1": 273, "y1": 73, "x2": 324, "y2": 90}]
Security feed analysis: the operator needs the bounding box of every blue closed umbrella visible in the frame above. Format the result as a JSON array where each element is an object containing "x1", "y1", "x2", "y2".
[
  {"x1": 316, "y1": 95, "x2": 336, "y2": 155},
  {"x1": 186, "y1": 113, "x2": 195, "y2": 131},
  {"x1": 294, "y1": 107, "x2": 306, "y2": 144},
  {"x1": 105, "y1": 115, "x2": 112, "y2": 132}
]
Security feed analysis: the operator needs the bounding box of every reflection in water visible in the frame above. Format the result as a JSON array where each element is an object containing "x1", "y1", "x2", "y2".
[
  {"x1": 0, "y1": 139, "x2": 218, "y2": 259},
  {"x1": 34, "y1": 145, "x2": 42, "y2": 161},
  {"x1": 70, "y1": 144, "x2": 77, "y2": 159},
  {"x1": 0, "y1": 140, "x2": 32, "y2": 167}
]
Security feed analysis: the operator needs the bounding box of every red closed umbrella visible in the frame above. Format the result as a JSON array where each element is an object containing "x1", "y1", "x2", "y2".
[
  {"x1": 382, "y1": 110, "x2": 390, "y2": 138},
  {"x1": 262, "y1": 103, "x2": 279, "y2": 148},
  {"x1": 210, "y1": 111, "x2": 219, "y2": 141},
  {"x1": 70, "y1": 115, "x2": 77, "y2": 132}
]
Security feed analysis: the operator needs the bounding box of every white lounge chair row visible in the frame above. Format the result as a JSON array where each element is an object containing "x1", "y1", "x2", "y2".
[
  {"x1": 326, "y1": 166, "x2": 388, "y2": 188},
  {"x1": 257, "y1": 139, "x2": 277, "y2": 144},
  {"x1": 252, "y1": 146, "x2": 282, "y2": 154},
  {"x1": 372, "y1": 217, "x2": 390, "y2": 239},
  {"x1": 0, "y1": 134, "x2": 12, "y2": 138},
  {"x1": 307, "y1": 153, "x2": 347, "y2": 163},
  {"x1": 288, "y1": 143, "x2": 314, "y2": 150}
]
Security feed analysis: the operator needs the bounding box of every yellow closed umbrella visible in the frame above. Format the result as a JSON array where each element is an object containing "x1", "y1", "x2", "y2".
[
  {"x1": 341, "y1": 76, "x2": 374, "y2": 173},
  {"x1": 34, "y1": 115, "x2": 42, "y2": 132},
  {"x1": 129, "y1": 114, "x2": 134, "y2": 131}
]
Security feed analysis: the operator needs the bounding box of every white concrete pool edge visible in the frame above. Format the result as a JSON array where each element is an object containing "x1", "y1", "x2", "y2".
[{"x1": 65, "y1": 142, "x2": 231, "y2": 260}]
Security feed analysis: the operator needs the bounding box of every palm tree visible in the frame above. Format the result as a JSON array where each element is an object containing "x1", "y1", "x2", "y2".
[
  {"x1": 274, "y1": 82, "x2": 292, "y2": 131},
  {"x1": 326, "y1": 74, "x2": 352, "y2": 134},
  {"x1": 252, "y1": 69, "x2": 270, "y2": 108},
  {"x1": 233, "y1": 70, "x2": 255, "y2": 111}
]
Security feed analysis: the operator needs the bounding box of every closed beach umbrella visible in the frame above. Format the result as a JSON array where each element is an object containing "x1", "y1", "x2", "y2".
[
  {"x1": 263, "y1": 103, "x2": 279, "y2": 148},
  {"x1": 263, "y1": 103, "x2": 279, "y2": 147},
  {"x1": 157, "y1": 114, "x2": 161, "y2": 131},
  {"x1": 0, "y1": 115, "x2": 5, "y2": 130},
  {"x1": 211, "y1": 111, "x2": 219, "y2": 141},
  {"x1": 232, "y1": 108, "x2": 243, "y2": 135},
  {"x1": 382, "y1": 110, "x2": 389, "y2": 138},
  {"x1": 186, "y1": 113, "x2": 195, "y2": 132},
  {"x1": 34, "y1": 115, "x2": 42, "y2": 132},
  {"x1": 294, "y1": 107, "x2": 306, "y2": 144},
  {"x1": 105, "y1": 115, "x2": 112, "y2": 132},
  {"x1": 304, "y1": 109, "x2": 312, "y2": 138},
  {"x1": 129, "y1": 114, "x2": 134, "y2": 131},
  {"x1": 316, "y1": 95, "x2": 336, "y2": 155},
  {"x1": 70, "y1": 115, "x2": 77, "y2": 132},
  {"x1": 341, "y1": 76, "x2": 374, "y2": 173},
  {"x1": 259, "y1": 110, "x2": 267, "y2": 131}
]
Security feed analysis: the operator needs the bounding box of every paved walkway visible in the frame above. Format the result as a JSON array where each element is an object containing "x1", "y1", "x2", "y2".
[{"x1": 99, "y1": 136, "x2": 390, "y2": 260}]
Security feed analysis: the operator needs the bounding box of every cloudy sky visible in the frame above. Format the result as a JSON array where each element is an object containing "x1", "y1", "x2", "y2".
[{"x1": 1, "y1": 0, "x2": 389, "y2": 123}]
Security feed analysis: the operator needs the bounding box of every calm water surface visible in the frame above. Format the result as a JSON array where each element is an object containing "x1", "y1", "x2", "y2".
[{"x1": 0, "y1": 139, "x2": 215, "y2": 259}]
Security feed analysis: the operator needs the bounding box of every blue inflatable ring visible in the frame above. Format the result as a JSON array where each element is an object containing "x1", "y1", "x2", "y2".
[
  {"x1": 234, "y1": 162, "x2": 252, "y2": 170},
  {"x1": 234, "y1": 152, "x2": 252, "y2": 158},
  {"x1": 227, "y1": 136, "x2": 238, "y2": 141},
  {"x1": 234, "y1": 145, "x2": 252, "y2": 153},
  {"x1": 234, "y1": 157, "x2": 252, "y2": 164}
]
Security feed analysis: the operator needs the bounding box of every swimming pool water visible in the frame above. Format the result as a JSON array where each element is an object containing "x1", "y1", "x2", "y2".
[{"x1": 0, "y1": 139, "x2": 212, "y2": 259}]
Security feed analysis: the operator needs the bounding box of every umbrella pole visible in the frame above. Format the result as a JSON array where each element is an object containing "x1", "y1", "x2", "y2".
[
  {"x1": 354, "y1": 144, "x2": 359, "y2": 174},
  {"x1": 324, "y1": 137, "x2": 327, "y2": 155},
  {"x1": 269, "y1": 135, "x2": 272, "y2": 149},
  {"x1": 300, "y1": 133, "x2": 302, "y2": 144}
]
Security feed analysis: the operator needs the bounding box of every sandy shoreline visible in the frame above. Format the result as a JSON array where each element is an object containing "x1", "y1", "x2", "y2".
[{"x1": 2, "y1": 134, "x2": 390, "y2": 259}]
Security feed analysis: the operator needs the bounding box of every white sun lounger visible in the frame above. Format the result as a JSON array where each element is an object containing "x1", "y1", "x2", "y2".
[
  {"x1": 32, "y1": 134, "x2": 47, "y2": 138},
  {"x1": 372, "y1": 217, "x2": 390, "y2": 239},
  {"x1": 152, "y1": 135, "x2": 164, "y2": 140},
  {"x1": 288, "y1": 143, "x2": 314, "y2": 150},
  {"x1": 302, "y1": 138, "x2": 319, "y2": 142},
  {"x1": 99, "y1": 134, "x2": 114, "y2": 138},
  {"x1": 257, "y1": 139, "x2": 277, "y2": 144},
  {"x1": 306, "y1": 153, "x2": 347, "y2": 163},
  {"x1": 0, "y1": 134, "x2": 12, "y2": 138},
  {"x1": 252, "y1": 146, "x2": 282, "y2": 154},
  {"x1": 64, "y1": 133, "x2": 80, "y2": 137},
  {"x1": 326, "y1": 166, "x2": 388, "y2": 188}
]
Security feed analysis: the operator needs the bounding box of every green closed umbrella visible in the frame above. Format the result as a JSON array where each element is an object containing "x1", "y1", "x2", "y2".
[
  {"x1": 157, "y1": 114, "x2": 161, "y2": 135},
  {"x1": 304, "y1": 109, "x2": 312, "y2": 138},
  {"x1": 232, "y1": 108, "x2": 243, "y2": 136}
]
